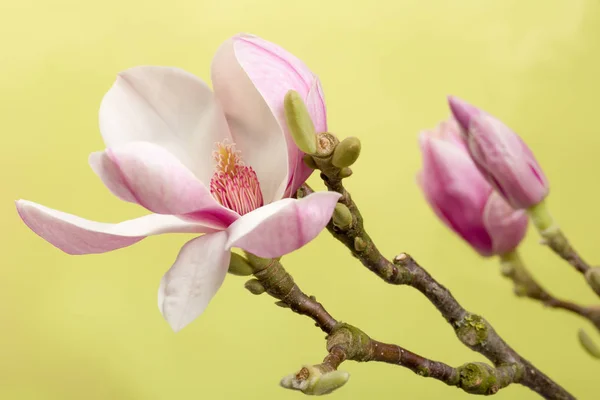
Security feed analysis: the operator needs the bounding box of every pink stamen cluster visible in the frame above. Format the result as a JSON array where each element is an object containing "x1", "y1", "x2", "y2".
[{"x1": 209, "y1": 140, "x2": 264, "y2": 215}]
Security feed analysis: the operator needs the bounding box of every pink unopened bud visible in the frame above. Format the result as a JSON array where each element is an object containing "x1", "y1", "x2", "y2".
[
  {"x1": 448, "y1": 96, "x2": 549, "y2": 209},
  {"x1": 417, "y1": 119, "x2": 529, "y2": 257}
]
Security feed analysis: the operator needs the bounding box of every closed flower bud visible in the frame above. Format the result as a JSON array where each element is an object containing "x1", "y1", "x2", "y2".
[
  {"x1": 332, "y1": 137, "x2": 361, "y2": 168},
  {"x1": 244, "y1": 279, "x2": 266, "y2": 295},
  {"x1": 354, "y1": 236, "x2": 367, "y2": 252},
  {"x1": 284, "y1": 90, "x2": 317, "y2": 155},
  {"x1": 280, "y1": 365, "x2": 350, "y2": 395},
  {"x1": 332, "y1": 203, "x2": 352, "y2": 230},
  {"x1": 448, "y1": 96, "x2": 549, "y2": 209},
  {"x1": 417, "y1": 119, "x2": 528, "y2": 256},
  {"x1": 338, "y1": 167, "x2": 353, "y2": 179},
  {"x1": 577, "y1": 329, "x2": 600, "y2": 359},
  {"x1": 228, "y1": 252, "x2": 254, "y2": 276}
]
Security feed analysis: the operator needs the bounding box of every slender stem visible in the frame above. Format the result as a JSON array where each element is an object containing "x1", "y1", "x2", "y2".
[
  {"x1": 244, "y1": 253, "x2": 526, "y2": 396},
  {"x1": 499, "y1": 251, "x2": 600, "y2": 332},
  {"x1": 528, "y1": 200, "x2": 555, "y2": 232},
  {"x1": 321, "y1": 346, "x2": 346, "y2": 371},
  {"x1": 528, "y1": 200, "x2": 590, "y2": 275},
  {"x1": 299, "y1": 170, "x2": 574, "y2": 400},
  {"x1": 245, "y1": 253, "x2": 337, "y2": 332}
]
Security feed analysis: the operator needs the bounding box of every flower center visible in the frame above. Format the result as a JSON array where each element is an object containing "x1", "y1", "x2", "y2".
[{"x1": 209, "y1": 140, "x2": 264, "y2": 215}]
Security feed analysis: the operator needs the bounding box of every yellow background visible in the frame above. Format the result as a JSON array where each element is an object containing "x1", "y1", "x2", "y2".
[{"x1": 1, "y1": 0, "x2": 598, "y2": 399}]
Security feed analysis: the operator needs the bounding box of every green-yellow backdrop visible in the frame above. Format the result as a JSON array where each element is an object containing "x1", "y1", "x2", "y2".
[{"x1": 1, "y1": 0, "x2": 598, "y2": 399}]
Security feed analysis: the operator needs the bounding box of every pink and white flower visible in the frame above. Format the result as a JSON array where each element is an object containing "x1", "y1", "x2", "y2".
[
  {"x1": 417, "y1": 119, "x2": 528, "y2": 257},
  {"x1": 16, "y1": 34, "x2": 340, "y2": 332}
]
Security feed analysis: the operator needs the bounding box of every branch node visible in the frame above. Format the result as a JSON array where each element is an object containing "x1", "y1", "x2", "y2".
[
  {"x1": 456, "y1": 314, "x2": 489, "y2": 347},
  {"x1": 457, "y1": 363, "x2": 522, "y2": 395},
  {"x1": 326, "y1": 323, "x2": 371, "y2": 362}
]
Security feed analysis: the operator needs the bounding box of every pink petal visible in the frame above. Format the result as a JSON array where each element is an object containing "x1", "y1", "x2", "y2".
[
  {"x1": 99, "y1": 66, "x2": 232, "y2": 185},
  {"x1": 211, "y1": 37, "x2": 289, "y2": 205},
  {"x1": 419, "y1": 133, "x2": 491, "y2": 206},
  {"x1": 158, "y1": 231, "x2": 230, "y2": 332},
  {"x1": 233, "y1": 35, "x2": 327, "y2": 199},
  {"x1": 469, "y1": 114, "x2": 549, "y2": 209},
  {"x1": 447, "y1": 95, "x2": 482, "y2": 138},
  {"x1": 306, "y1": 78, "x2": 328, "y2": 133},
  {"x1": 482, "y1": 191, "x2": 529, "y2": 255},
  {"x1": 418, "y1": 130, "x2": 494, "y2": 256},
  {"x1": 89, "y1": 150, "x2": 137, "y2": 203},
  {"x1": 15, "y1": 200, "x2": 220, "y2": 255},
  {"x1": 225, "y1": 191, "x2": 341, "y2": 258},
  {"x1": 91, "y1": 141, "x2": 239, "y2": 226},
  {"x1": 212, "y1": 34, "x2": 327, "y2": 203}
]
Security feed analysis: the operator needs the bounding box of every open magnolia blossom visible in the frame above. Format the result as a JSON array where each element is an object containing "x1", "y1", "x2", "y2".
[
  {"x1": 15, "y1": 34, "x2": 341, "y2": 332},
  {"x1": 417, "y1": 119, "x2": 528, "y2": 257}
]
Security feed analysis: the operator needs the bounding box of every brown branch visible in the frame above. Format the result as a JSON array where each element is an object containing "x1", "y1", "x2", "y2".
[
  {"x1": 500, "y1": 251, "x2": 600, "y2": 332},
  {"x1": 528, "y1": 202, "x2": 591, "y2": 275},
  {"x1": 542, "y1": 230, "x2": 590, "y2": 274},
  {"x1": 245, "y1": 254, "x2": 336, "y2": 333},
  {"x1": 244, "y1": 253, "x2": 524, "y2": 395},
  {"x1": 298, "y1": 149, "x2": 575, "y2": 399},
  {"x1": 320, "y1": 346, "x2": 346, "y2": 371},
  {"x1": 528, "y1": 203, "x2": 600, "y2": 299}
]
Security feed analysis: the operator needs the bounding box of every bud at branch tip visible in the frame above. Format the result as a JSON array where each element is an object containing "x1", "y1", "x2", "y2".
[
  {"x1": 280, "y1": 365, "x2": 350, "y2": 395},
  {"x1": 332, "y1": 137, "x2": 361, "y2": 168}
]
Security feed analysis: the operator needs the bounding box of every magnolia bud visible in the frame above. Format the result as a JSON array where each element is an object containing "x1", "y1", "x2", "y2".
[
  {"x1": 578, "y1": 329, "x2": 600, "y2": 359},
  {"x1": 244, "y1": 279, "x2": 266, "y2": 295},
  {"x1": 417, "y1": 119, "x2": 528, "y2": 257},
  {"x1": 513, "y1": 285, "x2": 528, "y2": 297},
  {"x1": 284, "y1": 90, "x2": 317, "y2": 155},
  {"x1": 332, "y1": 137, "x2": 361, "y2": 168},
  {"x1": 338, "y1": 167, "x2": 353, "y2": 178},
  {"x1": 332, "y1": 203, "x2": 352, "y2": 230},
  {"x1": 354, "y1": 237, "x2": 367, "y2": 252},
  {"x1": 585, "y1": 267, "x2": 600, "y2": 296},
  {"x1": 228, "y1": 252, "x2": 254, "y2": 276},
  {"x1": 448, "y1": 96, "x2": 549, "y2": 209},
  {"x1": 280, "y1": 365, "x2": 350, "y2": 395}
]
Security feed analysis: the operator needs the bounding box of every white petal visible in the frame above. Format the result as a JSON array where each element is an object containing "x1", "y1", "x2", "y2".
[
  {"x1": 99, "y1": 66, "x2": 231, "y2": 184},
  {"x1": 16, "y1": 200, "x2": 220, "y2": 255},
  {"x1": 89, "y1": 150, "x2": 137, "y2": 203},
  {"x1": 158, "y1": 231, "x2": 231, "y2": 332}
]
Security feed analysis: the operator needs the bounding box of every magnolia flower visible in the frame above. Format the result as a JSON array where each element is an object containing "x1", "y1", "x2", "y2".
[
  {"x1": 448, "y1": 96, "x2": 549, "y2": 209},
  {"x1": 417, "y1": 119, "x2": 528, "y2": 257},
  {"x1": 16, "y1": 34, "x2": 341, "y2": 332}
]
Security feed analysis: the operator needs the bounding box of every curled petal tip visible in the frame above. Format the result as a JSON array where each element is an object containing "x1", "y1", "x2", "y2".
[{"x1": 448, "y1": 96, "x2": 481, "y2": 132}]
